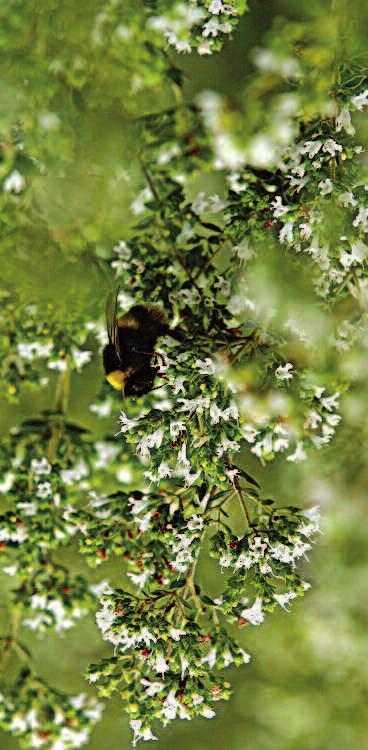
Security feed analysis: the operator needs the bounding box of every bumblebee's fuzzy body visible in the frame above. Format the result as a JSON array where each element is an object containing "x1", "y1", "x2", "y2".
[{"x1": 103, "y1": 302, "x2": 169, "y2": 397}]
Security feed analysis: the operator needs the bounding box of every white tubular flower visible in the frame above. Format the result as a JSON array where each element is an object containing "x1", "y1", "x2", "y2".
[
  {"x1": 195, "y1": 357, "x2": 216, "y2": 375},
  {"x1": 271, "y1": 195, "x2": 289, "y2": 217},
  {"x1": 169, "y1": 420, "x2": 186, "y2": 438},
  {"x1": 351, "y1": 89, "x2": 368, "y2": 110},
  {"x1": 31, "y1": 457, "x2": 52, "y2": 475},
  {"x1": 154, "y1": 653, "x2": 169, "y2": 678},
  {"x1": 279, "y1": 221, "x2": 294, "y2": 243},
  {"x1": 4, "y1": 170, "x2": 25, "y2": 193},
  {"x1": 187, "y1": 514, "x2": 204, "y2": 531},
  {"x1": 140, "y1": 679, "x2": 164, "y2": 697},
  {"x1": 118, "y1": 411, "x2": 139, "y2": 433},
  {"x1": 71, "y1": 347, "x2": 92, "y2": 372},
  {"x1": 335, "y1": 106, "x2": 355, "y2": 135},
  {"x1": 240, "y1": 597, "x2": 264, "y2": 626},
  {"x1": 273, "y1": 591, "x2": 297, "y2": 609},
  {"x1": 275, "y1": 362, "x2": 294, "y2": 381},
  {"x1": 287, "y1": 442, "x2": 307, "y2": 463},
  {"x1": 177, "y1": 442, "x2": 190, "y2": 467}
]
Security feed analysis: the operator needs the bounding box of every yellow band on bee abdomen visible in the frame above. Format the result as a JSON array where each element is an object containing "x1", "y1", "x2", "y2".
[{"x1": 106, "y1": 370, "x2": 125, "y2": 390}]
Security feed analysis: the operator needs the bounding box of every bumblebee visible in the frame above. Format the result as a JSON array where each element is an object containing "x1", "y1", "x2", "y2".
[{"x1": 103, "y1": 294, "x2": 173, "y2": 397}]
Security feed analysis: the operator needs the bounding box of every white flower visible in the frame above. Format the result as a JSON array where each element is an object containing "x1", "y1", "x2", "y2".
[
  {"x1": 195, "y1": 357, "x2": 216, "y2": 375},
  {"x1": 203, "y1": 19, "x2": 223, "y2": 37},
  {"x1": 322, "y1": 139, "x2": 342, "y2": 156},
  {"x1": 17, "y1": 340, "x2": 53, "y2": 360},
  {"x1": 240, "y1": 648, "x2": 252, "y2": 664},
  {"x1": 242, "y1": 424, "x2": 260, "y2": 443},
  {"x1": 209, "y1": 0, "x2": 227, "y2": 13},
  {"x1": 341, "y1": 241, "x2": 367, "y2": 268},
  {"x1": 94, "y1": 441, "x2": 119, "y2": 469},
  {"x1": 183, "y1": 468, "x2": 202, "y2": 486},
  {"x1": 31, "y1": 457, "x2": 51, "y2": 475},
  {"x1": 61, "y1": 459, "x2": 89, "y2": 486},
  {"x1": 71, "y1": 347, "x2": 92, "y2": 372},
  {"x1": 208, "y1": 194, "x2": 229, "y2": 212},
  {"x1": 4, "y1": 170, "x2": 25, "y2": 194},
  {"x1": 219, "y1": 554, "x2": 232, "y2": 569},
  {"x1": 48, "y1": 358, "x2": 68, "y2": 371},
  {"x1": 353, "y1": 206, "x2": 368, "y2": 229},
  {"x1": 299, "y1": 222, "x2": 313, "y2": 240},
  {"x1": 192, "y1": 192, "x2": 210, "y2": 213},
  {"x1": 140, "y1": 679, "x2": 164, "y2": 697},
  {"x1": 301, "y1": 140, "x2": 322, "y2": 158},
  {"x1": 279, "y1": 221, "x2": 294, "y2": 244},
  {"x1": 0, "y1": 472, "x2": 15, "y2": 493},
  {"x1": 273, "y1": 591, "x2": 296, "y2": 609},
  {"x1": 235, "y1": 552, "x2": 254, "y2": 570},
  {"x1": 177, "y1": 222, "x2": 196, "y2": 243},
  {"x1": 351, "y1": 89, "x2": 368, "y2": 110},
  {"x1": 201, "y1": 706, "x2": 216, "y2": 718},
  {"x1": 335, "y1": 106, "x2": 355, "y2": 135},
  {"x1": 119, "y1": 411, "x2": 139, "y2": 433},
  {"x1": 187, "y1": 514, "x2": 204, "y2": 532},
  {"x1": 216, "y1": 437, "x2": 240, "y2": 458},
  {"x1": 10, "y1": 714, "x2": 27, "y2": 732},
  {"x1": 222, "y1": 649, "x2": 234, "y2": 666},
  {"x1": 131, "y1": 187, "x2": 153, "y2": 215},
  {"x1": 338, "y1": 191, "x2": 358, "y2": 208},
  {"x1": 157, "y1": 463, "x2": 172, "y2": 479},
  {"x1": 170, "y1": 627, "x2": 186, "y2": 641},
  {"x1": 198, "y1": 41, "x2": 213, "y2": 55},
  {"x1": 275, "y1": 362, "x2": 294, "y2": 381},
  {"x1": 127, "y1": 570, "x2": 152, "y2": 589},
  {"x1": 271, "y1": 195, "x2": 289, "y2": 218},
  {"x1": 201, "y1": 647, "x2": 217, "y2": 668},
  {"x1": 90, "y1": 399, "x2": 113, "y2": 417},
  {"x1": 177, "y1": 442, "x2": 190, "y2": 467},
  {"x1": 232, "y1": 236, "x2": 256, "y2": 262},
  {"x1": 154, "y1": 653, "x2": 169, "y2": 677},
  {"x1": 304, "y1": 410, "x2": 322, "y2": 430},
  {"x1": 172, "y1": 375, "x2": 187, "y2": 395},
  {"x1": 287, "y1": 442, "x2": 307, "y2": 463},
  {"x1": 240, "y1": 596, "x2": 264, "y2": 626},
  {"x1": 175, "y1": 39, "x2": 191, "y2": 54},
  {"x1": 130, "y1": 720, "x2": 157, "y2": 746},
  {"x1": 320, "y1": 392, "x2": 340, "y2": 412},
  {"x1": 318, "y1": 178, "x2": 333, "y2": 195},
  {"x1": 169, "y1": 420, "x2": 186, "y2": 438},
  {"x1": 137, "y1": 428, "x2": 164, "y2": 459}
]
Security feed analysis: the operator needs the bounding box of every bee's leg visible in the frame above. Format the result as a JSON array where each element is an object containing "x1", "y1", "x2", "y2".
[
  {"x1": 153, "y1": 351, "x2": 166, "y2": 368},
  {"x1": 131, "y1": 346, "x2": 153, "y2": 355}
]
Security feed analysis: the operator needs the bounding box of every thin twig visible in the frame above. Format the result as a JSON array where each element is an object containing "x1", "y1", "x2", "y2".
[{"x1": 234, "y1": 479, "x2": 252, "y2": 527}]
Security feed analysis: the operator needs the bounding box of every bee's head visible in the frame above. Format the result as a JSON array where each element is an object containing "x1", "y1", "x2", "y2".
[{"x1": 124, "y1": 366, "x2": 158, "y2": 398}]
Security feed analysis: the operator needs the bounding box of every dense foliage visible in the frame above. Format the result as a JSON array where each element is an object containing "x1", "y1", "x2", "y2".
[{"x1": 0, "y1": 1, "x2": 367, "y2": 749}]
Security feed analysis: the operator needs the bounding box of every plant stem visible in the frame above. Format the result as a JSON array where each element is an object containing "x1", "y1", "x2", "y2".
[{"x1": 234, "y1": 479, "x2": 252, "y2": 527}]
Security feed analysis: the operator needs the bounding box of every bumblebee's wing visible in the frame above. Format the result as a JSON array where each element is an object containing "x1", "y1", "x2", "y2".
[{"x1": 105, "y1": 289, "x2": 122, "y2": 362}]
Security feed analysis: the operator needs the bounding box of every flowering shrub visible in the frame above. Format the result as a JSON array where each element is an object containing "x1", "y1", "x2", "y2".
[{"x1": 0, "y1": 2, "x2": 367, "y2": 749}]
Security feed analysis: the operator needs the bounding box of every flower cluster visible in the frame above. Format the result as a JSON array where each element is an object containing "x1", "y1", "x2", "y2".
[
  {"x1": 2, "y1": 2, "x2": 365, "y2": 748},
  {"x1": 0, "y1": 299, "x2": 94, "y2": 402},
  {"x1": 90, "y1": 589, "x2": 247, "y2": 744},
  {"x1": 241, "y1": 384, "x2": 341, "y2": 463},
  {"x1": 149, "y1": 1, "x2": 247, "y2": 56},
  {"x1": 17, "y1": 564, "x2": 95, "y2": 634},
  {"x1": 210, "y1": 505, "x2": 320, "y2": 624},
  {"x1": 0, "y1": 671, "x2": 103, "y2": 750}
]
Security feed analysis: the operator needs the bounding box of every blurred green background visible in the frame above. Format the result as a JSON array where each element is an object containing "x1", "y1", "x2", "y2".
[{"x1": 1, "y1": 1, "x2": 367, "y2": 749}]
